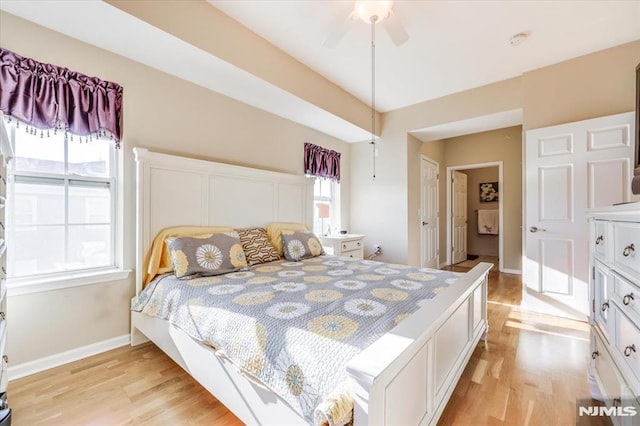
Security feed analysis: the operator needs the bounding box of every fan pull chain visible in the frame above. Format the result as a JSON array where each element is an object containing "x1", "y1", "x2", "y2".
[{"x1": 371, "y1": 16, "x2": 377, "y2": 182}]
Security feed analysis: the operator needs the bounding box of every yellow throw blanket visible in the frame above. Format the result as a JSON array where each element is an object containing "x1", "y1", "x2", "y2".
[{"x1": 142, "y1": 226, "x2": 233, "y2": 286}]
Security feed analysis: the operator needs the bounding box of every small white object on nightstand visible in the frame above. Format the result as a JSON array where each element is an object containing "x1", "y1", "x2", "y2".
[{"x1": 318, "y1": 234, "x2": 365, "y2": 260}]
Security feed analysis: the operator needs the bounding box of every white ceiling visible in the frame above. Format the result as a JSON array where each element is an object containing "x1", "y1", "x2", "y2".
[
  {"x1": 2, "y1": 1, "x2": 639, "y2": 143},
  {"x1": 211, "y1": 0, "x2": 640, "y2": 112}
]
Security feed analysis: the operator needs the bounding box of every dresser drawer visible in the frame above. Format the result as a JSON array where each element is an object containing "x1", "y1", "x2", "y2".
[
  {"x1": 613, "y1": 222, "x2": 640, "y2": 278},
  {"x1": 594, "y1": 261, "x2": 614, "y2": 342},
  {"x1": 340, "y1": 239, "x2": 362, "y2": 252},
  {"x1": 593, "y1": 220, "x2": 609, "y2": 261},
  {"x1": 614, "y1": 272, "x2": 640, "y2": 319},
  {"x1": 0, "y1": 319, "x2": 6, "y2": 361},
  {"x1": 593, "y1": 331, "x2": 626, "y2": 404},
  {"x1": 614, "y1": 308, "x2": 640, "y2": 390},
  {"x1": 0, "y1": 352, "x2": 7, "y2": 394}
]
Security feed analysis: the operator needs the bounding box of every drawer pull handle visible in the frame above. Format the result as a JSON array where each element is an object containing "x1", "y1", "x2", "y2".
[
  {"x1": 357, "y1": 241, "x2": 361, "y2": 246},
  {"x1": 595, "y1": 235, "x2": 604, "y2": 245},
  {"x1": 623, "y1": 243, "x2": 635, "y2": 257},
  {"x1": 591, "y1": 350, "x2": 599, "y2": 359},
  {"x1": 624, "y1": 293, "x2": 635, "y2": 306},
  {"x1": 0, "y1": 312, "x2": 4, "y2": 320},
  {"x1": 342, "y1": 244, "x2": 347, "y2": 249},
  {"x1": 2, "y1": 355, "x2": 7, "y2": 363},
  {"x1": 624, "y1": 344, "x2": 636, "y2": 357},
  {"x1": 613, "y1": 397, "x2": 622, "y2": 407},
  {"x1": 601, "y1": 301, "x2": 609, "y2": 312}
]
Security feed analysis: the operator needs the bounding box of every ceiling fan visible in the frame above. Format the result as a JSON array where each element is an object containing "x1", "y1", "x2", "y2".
[{"x1": 323, "y1": 0, "x2": 409, "y2": 48}]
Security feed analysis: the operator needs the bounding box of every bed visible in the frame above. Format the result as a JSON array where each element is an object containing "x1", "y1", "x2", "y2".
[{"x1": 130, "y1": 148, "x2": 492, "y2": 425}]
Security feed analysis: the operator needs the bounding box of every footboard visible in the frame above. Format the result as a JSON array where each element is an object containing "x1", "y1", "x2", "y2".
[{"x1": 347, "y1": 262, "x2": 491, "y2": 425}]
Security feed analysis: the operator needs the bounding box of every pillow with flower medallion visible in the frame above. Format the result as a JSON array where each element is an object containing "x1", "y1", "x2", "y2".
[
  {"x1": 266, "y1": 222, "x2": 308, "y2": 256},
  {"x1": 281, "y1": 230, "x2": 325, "y2": 261},
  {"x1": 165, "y1": 231, "x2": 248, "y2": 279}
]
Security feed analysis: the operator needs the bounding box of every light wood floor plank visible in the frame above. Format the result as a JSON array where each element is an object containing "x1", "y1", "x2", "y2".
[{"x1": 9, "y1": 267, "x2": 602, "y2": 425}]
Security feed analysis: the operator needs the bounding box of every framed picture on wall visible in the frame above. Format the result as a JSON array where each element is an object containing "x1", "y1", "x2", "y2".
[{"x1": 479, "y1": 182, "x2": 499, "y2": 202}]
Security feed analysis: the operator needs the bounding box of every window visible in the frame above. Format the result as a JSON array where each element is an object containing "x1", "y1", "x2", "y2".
[
  {"x1": 313, "y1": 178, "x2": 340, "y2": 236},
  {"x1": 5, "y1": 120, "x2": 117, "y2": 280}
]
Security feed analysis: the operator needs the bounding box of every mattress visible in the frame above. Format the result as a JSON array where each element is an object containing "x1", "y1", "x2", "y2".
[{"x1": 132, "y1": 255, "x2": 462, "y2": 425}]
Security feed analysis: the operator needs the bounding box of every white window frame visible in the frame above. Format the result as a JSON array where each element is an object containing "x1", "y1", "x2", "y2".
[
  {"x1": 313, "y1": 178, "x2": 341, "y2": 236},
  {"x1": 4, "y1": 122, "x2": 129, "y2": 296}
]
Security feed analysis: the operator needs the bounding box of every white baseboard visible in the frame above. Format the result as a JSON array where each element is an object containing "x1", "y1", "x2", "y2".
[
  {"x1": 501, "y1": 268, "x2": 522, "y2": 275},
  {"x1": 8, "y1": 334, "x2": 130, "y2": 381}
]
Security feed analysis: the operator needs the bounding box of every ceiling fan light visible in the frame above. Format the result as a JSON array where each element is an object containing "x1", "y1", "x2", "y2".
[{"x1": 355, "y1": 0, "x2": 393, "y2": 24}]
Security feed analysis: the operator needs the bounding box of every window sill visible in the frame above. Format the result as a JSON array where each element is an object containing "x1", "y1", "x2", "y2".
[{"x1": 7, "y1": 269, "x2": 132, "y2": 296}]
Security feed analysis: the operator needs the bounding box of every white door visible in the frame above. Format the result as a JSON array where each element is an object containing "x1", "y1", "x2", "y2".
[
  {"x1": 524, "y1": 112, "x2": 636, "y2": 320},
  {"x1": 421, "y1": 157, "x2": 439, "y2": 269},
  {"x1": 452, "y1": 170, "x2": 467, "y2": 264}
]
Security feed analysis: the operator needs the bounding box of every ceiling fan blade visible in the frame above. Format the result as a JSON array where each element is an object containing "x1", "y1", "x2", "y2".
[
  {"x1": 382, "y1": 10, "x2": 409, "y2": 46},
  {"x1": 323, "y1": 12, "x2": 354, "y2": 48}
]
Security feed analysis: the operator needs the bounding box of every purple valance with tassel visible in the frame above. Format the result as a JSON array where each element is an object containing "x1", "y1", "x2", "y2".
[
  {"x1": 0, "y1": 48, "x2": 123, "y2": 146},
  {"x1": 304, "y1": 142, "x2": 341, "y2": 182}
]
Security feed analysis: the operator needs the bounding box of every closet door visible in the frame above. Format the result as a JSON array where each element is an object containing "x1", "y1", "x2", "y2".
[
  {"x1": 451, "y1": 171, "x2": 467, "y2": 264},
  {"x1": 524, "y1": 112, "x2": 636, "y2": 320}
]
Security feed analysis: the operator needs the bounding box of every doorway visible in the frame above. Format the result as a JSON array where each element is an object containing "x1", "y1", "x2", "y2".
[{"x1": 446, "y1": 161, "x2": 504, "y2": 272}]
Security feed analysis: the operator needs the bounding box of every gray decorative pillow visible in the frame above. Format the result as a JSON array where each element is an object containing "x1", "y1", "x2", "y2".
[
  {"x1": 281, "y1": 230, "x2": 325, "y2": 261},
  {"x1": 166, "y1": 232, "x2": 248, "y2": 279}
]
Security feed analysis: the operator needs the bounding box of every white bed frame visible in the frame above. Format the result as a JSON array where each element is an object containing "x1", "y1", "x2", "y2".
[{"x1": 131, "y1": 148, "x2": 491, "y2": 425}]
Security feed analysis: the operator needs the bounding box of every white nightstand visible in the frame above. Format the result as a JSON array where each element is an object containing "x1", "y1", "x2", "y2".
[{"x1": 318, "y1": 234, "x2": 365, "y2": 260}]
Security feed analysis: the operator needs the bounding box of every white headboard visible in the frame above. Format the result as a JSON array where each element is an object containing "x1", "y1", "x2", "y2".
[{"x1": 133, "y1": 147, "x2": 314, "y2": 294}]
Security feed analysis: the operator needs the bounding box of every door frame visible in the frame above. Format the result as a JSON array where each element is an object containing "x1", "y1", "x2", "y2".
[
  {"x1": 420, "y1": 155, "x2": 440, "y2": 268},
  {"x1": 446, "y1": 161, "x2": 504, "y2": 272}
]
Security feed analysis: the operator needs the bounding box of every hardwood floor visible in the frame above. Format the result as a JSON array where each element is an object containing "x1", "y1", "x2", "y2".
[{"x1": 9, "y1": 268, "x2": 602, "y2": 425}]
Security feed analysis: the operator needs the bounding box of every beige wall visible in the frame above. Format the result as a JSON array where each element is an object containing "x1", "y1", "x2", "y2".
[
  {"x1": 1, "y1": 12, "x2": 352, "y2": 366},
  {"x1": 359, "y1": 40, "x2": 639, "y2": 269},
  {"x1": 523, "y1": 41, "x2": 640, "y2": 130},
  {"x1": 356, "y1": 78, "x2": 522, "y2": 266},
  {"x1": 444, "y1": 127, "x2": 522, "y2": 271},
  {"x1": 463, "y1": 167, "x2": 499, "y2": 257}
]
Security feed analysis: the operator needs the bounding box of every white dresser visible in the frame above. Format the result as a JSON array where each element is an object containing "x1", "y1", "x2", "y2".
[
  {"x1": 588, "y1": 203, "x2": 640, "y2": 424},
  {"x1": 318, "y1": 234, "x2": 365, "y2": 260},
  {"x1": 0, "y1": 114, "x2": 11, "y2": 424}
]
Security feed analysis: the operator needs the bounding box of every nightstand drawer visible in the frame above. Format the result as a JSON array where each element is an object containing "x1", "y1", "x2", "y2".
[
  {"x1": 319, "y1": 234, "x2": 365, "y2": 260},
  {"x1": 340, "y1": 240, "x2": 362, "y2": 252},
  {"x1": 342, "y1": 249, "x2": 362, "y2": 259}
]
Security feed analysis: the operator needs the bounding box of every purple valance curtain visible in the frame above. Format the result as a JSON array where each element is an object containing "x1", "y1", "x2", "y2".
[
  {"x1": 0, "y1": 48, "x2": 123, "y2": 146},
  {"x1": 304, "y1": 142, "x2": 341, "y2": 182}
]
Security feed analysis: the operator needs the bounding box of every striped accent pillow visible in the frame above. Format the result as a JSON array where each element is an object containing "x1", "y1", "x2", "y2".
[{"x1": 236, "y1": 227, "x2": 281, "y2": 265}]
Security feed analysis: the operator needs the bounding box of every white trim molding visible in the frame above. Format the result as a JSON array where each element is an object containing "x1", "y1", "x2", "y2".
[
  {"x1": 501, "y1": 268, "x2": 522, "y2": 275},
  {"x1": 8, "y1": 334, "x2": 130, "y2": 381},
  {"x1": 7, "y1": 269, "x2": 131, "y2": 296}
]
